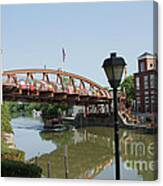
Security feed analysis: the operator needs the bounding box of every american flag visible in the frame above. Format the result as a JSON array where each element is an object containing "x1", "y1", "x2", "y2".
[{"x1": 62, "y1": 48, "x2": 66, "y2": 62}]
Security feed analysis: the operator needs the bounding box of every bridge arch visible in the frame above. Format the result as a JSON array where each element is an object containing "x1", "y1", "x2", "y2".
[{"x1": 3, "y1": 69, "x2": 111, "y2": 104}]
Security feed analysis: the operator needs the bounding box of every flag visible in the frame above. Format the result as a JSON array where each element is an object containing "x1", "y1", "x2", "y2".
[{"x1": 62, "y1": 48, "x2": 66, "y2": 62}]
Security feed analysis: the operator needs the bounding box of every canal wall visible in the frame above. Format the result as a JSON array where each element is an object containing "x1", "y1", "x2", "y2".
[
  {"x1": 43, "y1": 113, "x2": 124, "y2": 129},
  {"x1": 74, "y1": 113, "x2": 115, "y2": 128}
]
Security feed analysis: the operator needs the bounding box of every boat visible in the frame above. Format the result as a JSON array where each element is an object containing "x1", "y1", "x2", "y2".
[
  {"x1": 52, "y1": 124, "x2": 68, "y2": 132},
  {"x1": 42, "y1": 124, "x2": 68, "y2": 132},
  {"x1": 43, "y1": 117, "x2": 62, "y2": 128},
  {"x1": 62, "y1": 116, "x2": 75, "y2": 125}
]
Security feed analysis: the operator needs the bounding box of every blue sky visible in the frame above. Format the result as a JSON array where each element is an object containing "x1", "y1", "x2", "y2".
[{"x1": 2, "y1": 1, "x2": 155, "y2": 86}]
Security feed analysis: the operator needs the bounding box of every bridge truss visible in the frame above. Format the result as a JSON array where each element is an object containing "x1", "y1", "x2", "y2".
[{"x1": 2, "y1": 69, "x2": 112, "y2": 107}]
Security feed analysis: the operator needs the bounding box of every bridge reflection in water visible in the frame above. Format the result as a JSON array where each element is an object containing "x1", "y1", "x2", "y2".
[{"x1": 36, "y1": 127, "x2": 157, "y2": 180}]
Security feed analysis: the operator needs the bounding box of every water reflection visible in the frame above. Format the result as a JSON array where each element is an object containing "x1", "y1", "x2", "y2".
[
  {"x1": 120, "y1": 130, "x2": 157, "y2": 180},
  {"x1": 38, "y1": 128, "x2": 114, "y2": 179},
  {"x1": 11, "y1": 117, "x2": 56, "y2": 160},
  {"x1": 12, "y1": 117, "x2": 157, "y2": 180},
  {"x1": 38, "y1": 127, "x2": 157, "y2": 180}
]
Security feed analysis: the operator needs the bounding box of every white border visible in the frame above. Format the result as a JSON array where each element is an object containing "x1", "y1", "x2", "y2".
[{"x1": 0, "y1": 0, "x2": 162, "y2": 186}]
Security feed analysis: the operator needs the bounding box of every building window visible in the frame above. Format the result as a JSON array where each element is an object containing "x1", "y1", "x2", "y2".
[
  {"x1": 136, "y1": 77, "x2": 140, "y2": 90},
  {"x1": 144, "y1": 90, "x2": 149, "y2": 95},
  {"x1": 145, "y1": 96, "x2": 149, "y2": 102},
  {"x1": 150, "y1": 90, "x2": 155, "y2": 94},
  {"x1": 144, "y1": 75, "x2": 148, "y2": 89},
  {"x1": 145, "y1": 95, "x2": 150, "y2": 112},
  {"x1": 145, "y1": 104, "x2": 150, "y2": 112},
  {"x1": 136, "y1": 91, "x2": 140, "y2": 96},
  {"x1": 150, "y1": 95, "x2": 157, "y2": 113},
  {"x1": 150, "y1": 74, "x2": 156, "y2": 88},
  {"x1": 151, "y1": 95, "x2": 156, "y2": 103},
  {"x1": 140, "y1": 62, "x2": 145, "y2": 72},
  {"x1": 136, "y1": 99, "x2": 141, "y2": 112},
  {"x1": 136, "y1": 97, "x2": 141, "y2": 102},
  {"x1": 153, "y1": 63, "x2": 156, "y2": 68}
]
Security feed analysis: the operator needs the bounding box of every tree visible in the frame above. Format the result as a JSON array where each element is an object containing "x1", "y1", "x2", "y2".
[
  {"x1": 121, "y1": 75, "x2": 135, "y2": 105},
  {"x1": 1, "y1": 103, "x2": 13, "y2": 133},
  {"x1": 7, "y1": 101, "x2": 72, "y2": 120}
]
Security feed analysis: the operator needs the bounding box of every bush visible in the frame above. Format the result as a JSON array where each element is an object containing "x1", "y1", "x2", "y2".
[
  {"x1": 1, "y1": 103, "x2": 13, "y2": 133},
  {"x1": 1, "y1": 148, "x2": 25, "y2": 162},
  {"x1": 1, "y1": 160, "x2": 42, "y2": 178},
  {"x1": 1, "y1": 138, "x2": 25, "y2": 161}
]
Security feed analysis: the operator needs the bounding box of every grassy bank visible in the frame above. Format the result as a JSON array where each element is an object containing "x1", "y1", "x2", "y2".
[{"x1": 1, "y1": 102, "x2": 42, "y2": 177}]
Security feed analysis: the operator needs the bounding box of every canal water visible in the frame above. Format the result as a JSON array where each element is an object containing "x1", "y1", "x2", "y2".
[{"x1": 11, "y1": 116, "x2": 157, "y2": 180}]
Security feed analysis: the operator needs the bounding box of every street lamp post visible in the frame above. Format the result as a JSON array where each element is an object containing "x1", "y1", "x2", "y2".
[{"x1": 102, "y1": 52, "x2": 126, "y2": 180}]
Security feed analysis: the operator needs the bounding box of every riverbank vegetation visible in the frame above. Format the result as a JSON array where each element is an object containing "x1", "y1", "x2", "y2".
[
  {"x1": 8, "y1": 102, "x2": 71, "y2": 120},
  {"x1": 1, "y1": 103, "x2": 12, "y2": 133},
  {"x1": 1, "y1": 140, "x2": 25, "y2": 161},
  {"x1": 2, "y1": 160, "x2": 42, "y2": 178},
  {"x1": 1, "y1": 102, "x2": 25, "y2": 160},
  {"x1": 1, "y1": 102, "x2": 42, "y2": 177}
]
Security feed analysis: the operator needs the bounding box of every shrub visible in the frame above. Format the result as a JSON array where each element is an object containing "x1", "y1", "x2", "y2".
[
  {"x1": 1, "y1": 103, "x2": 13, "y2": 133},
  {"x1": 1, "y1": 148, "x2": 25, "y2": 162},
  {"x1": 1, "y1": 138, "x2": 25, "y2": 161},
  {"x1": 1, "y1": 160, "x2": 42, "y2": 178}
]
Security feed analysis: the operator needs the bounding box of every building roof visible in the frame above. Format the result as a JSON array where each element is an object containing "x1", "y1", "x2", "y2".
[{"x1": 138, "y1": 52, "x2": 156, "y2": 60}]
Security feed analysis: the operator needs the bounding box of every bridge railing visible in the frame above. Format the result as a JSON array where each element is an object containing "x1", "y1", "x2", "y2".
[{"x1": 2, "y1": 69, "x2": 111, "y2": 101}]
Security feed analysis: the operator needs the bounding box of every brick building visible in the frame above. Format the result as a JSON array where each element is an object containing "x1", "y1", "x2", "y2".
[{"x1": 134, "y1": 52, "x2": 158, "y2": 113}]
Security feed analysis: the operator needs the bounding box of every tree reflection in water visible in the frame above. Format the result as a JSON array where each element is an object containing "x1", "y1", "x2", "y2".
[{"x1": 37, "y1": 127, "x2": 157, "y2": 180}]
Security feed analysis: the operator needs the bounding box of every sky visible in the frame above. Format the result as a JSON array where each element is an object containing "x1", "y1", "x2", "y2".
[{"x1": 1, "y1": 1, "x2": 155, "y2": 86}]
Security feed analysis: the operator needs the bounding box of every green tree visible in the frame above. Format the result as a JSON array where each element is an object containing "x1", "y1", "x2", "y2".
[
  {"x1": 121, "y1": 75, "x2": 135, "y2": 105},
  {"x1": 7, "y1": 101, "x2": 71, "y2": 120},
  {"x1": 1, "y1": 103, "x2": 13, "y2": 133},
  {"x1": 40, "y1": 103, "x2": 70, "y2": 120}
]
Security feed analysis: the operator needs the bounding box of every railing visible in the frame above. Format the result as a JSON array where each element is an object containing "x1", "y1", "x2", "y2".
[{"x1": 3, "y1": 69, "x2": 112, "y2": 104}]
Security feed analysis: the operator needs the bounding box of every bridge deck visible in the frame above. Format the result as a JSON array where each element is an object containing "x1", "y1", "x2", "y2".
[{"x1": 2, "y1": 69, "x2": 112, "y2": 104}]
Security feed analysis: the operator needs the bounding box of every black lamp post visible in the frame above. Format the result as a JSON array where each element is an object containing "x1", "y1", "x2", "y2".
[{"x1": 102, "y1": 52, "x2": 126, "y2": 180}]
